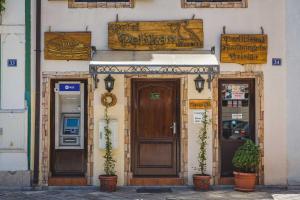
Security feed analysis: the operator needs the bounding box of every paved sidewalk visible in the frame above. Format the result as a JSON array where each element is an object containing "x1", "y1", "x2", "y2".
[{"x1": 0, "y1": 187, "x2": 300, "y2": 200}]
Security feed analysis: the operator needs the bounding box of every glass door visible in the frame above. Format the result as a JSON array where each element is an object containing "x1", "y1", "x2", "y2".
[{"x1": 219, "y1": 79, "x2": 255, "y2": 177}]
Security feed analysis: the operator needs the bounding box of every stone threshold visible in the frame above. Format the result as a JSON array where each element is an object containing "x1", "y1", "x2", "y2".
[{"x1": 0, "y1": 185, "x2": 290, "y2": 191}]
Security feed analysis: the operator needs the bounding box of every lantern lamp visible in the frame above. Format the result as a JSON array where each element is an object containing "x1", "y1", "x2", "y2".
[
  {"x1": 194, "y1": 74, "x2": 205, "y2": 93},
  {"x1": 104, "y1": 74, "x2": 115, "y2": 93}
]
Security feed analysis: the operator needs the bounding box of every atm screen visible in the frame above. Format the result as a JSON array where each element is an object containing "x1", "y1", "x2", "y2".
[
  {"x1": 66, "y1": 118, "x2": 79, "y2": 127},
  {"x1": 63, "y1": 117, "x2": 80, "y2": 135}
]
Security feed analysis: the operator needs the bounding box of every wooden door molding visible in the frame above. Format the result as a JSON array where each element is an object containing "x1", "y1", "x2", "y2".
[
  {"x1": 131, "y1": 79, "x2": 180, "y2": 177},
  {"x1": 211, "y1": 72, "x2": 265, "y2": 185},
  {"x1": 50, "y1": 79, "x2": 88, "y2": 177},
  {"x1": 218, "y1": 79, "x2": 255, "y2": 178},
  {"x1": 40, "y1": 73, "x2": 94, "y2": 186}
]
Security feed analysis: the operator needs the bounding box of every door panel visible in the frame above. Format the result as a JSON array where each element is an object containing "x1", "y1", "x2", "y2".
[
  {"x1": 219, "y1": 79, "x2": 255, "y2": 177},
  {"x1": 132, "y1": 79, "x2": 180, "y2": 176}
]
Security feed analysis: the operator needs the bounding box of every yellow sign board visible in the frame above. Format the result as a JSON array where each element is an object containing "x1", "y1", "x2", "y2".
[
  {"x1": 108, "y1": 19, "x2": 204, "y2": 50},
  {"x1": 189, "y1": 99, "x2": 211, "y2": 109},
  {"x1": 45, "y1": 32, "x2": 91, "y2": 60},
  {"x1": 221, "y1": 34, "x2": 268, "y2": 65}
]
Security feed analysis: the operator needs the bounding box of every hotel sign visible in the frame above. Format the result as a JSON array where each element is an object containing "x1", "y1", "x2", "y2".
[
  {"x1": 108, "y1": 19, "x2": 204, "y2": 50},
  {"x1": 221, "y1": 34, "x2": 268, "y2": 65},
  {"x1": 189, "y1": 99, "x2": 211, "y2": 109},
  {"x1": 44, "y1": 32, "x2": 91, "y2": 60}
]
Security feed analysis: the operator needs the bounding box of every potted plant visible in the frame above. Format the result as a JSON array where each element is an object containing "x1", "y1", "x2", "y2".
[
  {"x1": 193, "y1": 109, "x2": 211, "y2": 191},
  {"x1": 98, "y1": 105, "x2": 117, "y2": 192},
  {"x1": 232, "y1": 139, "x2": 260, "y2": 192}
]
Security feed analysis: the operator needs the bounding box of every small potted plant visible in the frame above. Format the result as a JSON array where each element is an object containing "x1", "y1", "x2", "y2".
[
  {"x1": 193, "y1": 109, "x2": 211, "y2": 191},
  {"x1": 232, "y1": 139, "x2": 260, "y2": 192},
  {"x1": 98, "y1": 105, "x2": 117, "y2": 192}
]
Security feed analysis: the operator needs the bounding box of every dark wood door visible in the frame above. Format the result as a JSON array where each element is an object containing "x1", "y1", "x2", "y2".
[
  {"x1": 132, "y1": 79, "x2": 180, "y2": 176},
  {"x1": 50, "y1": 79, "x2": 87, "y2": 177},
  {"x1": 219, "y1": 79, "x2": 255, "y2": 177}
]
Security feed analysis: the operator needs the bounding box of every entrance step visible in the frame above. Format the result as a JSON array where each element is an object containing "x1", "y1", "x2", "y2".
[
  {"x1": 130, "y1": 178, "x2": 184, "y2": 186},
  {"x1": 219, "y1": 177, "x2": 234, "y2": 185},
  {"x1": 48, "y1": 177, "x2": 87, "y2": 186}
]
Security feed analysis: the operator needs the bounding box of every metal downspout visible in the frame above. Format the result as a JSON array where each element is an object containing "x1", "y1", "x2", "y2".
[{"x1": 33, "y1": 0, "x2": 41, "y2": 185}]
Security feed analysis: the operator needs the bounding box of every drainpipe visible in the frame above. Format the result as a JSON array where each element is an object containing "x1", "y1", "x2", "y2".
[
  {"x1": 33, "y1": 0, "x2": 41, "y2": 185},
  {"x1": 25, "y1": 0, "x2": 31, "y2": 171}
]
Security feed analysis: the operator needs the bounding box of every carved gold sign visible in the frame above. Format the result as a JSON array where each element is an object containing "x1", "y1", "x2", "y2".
[
  {"x1": 108, "y1": 19, "x2": 204, "y2": 50},
  {"x1": 189, "y1": 99, "x2": 211, "y2": 109},
  {"x1": 221, "y1": 34, "x2": 268, "y2": 65},
  {"x1": 44, "y1": 32, "x2": 91, "y2": 60}
]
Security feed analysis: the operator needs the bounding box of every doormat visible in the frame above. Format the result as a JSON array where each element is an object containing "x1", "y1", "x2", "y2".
[{"x1": 136, "y1": 187, "x2": 172, "y2": 193}]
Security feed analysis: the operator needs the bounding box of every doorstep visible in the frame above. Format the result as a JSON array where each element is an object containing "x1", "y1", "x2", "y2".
[
  {"x1": 48, "y1": 177, "x2": 87, "y2": 186},
  {"x1": 129, "y1": 178, "x2": 185, "y2": 186}
]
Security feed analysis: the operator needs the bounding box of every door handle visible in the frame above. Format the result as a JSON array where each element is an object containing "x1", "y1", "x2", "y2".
[{"x1": 170, "y1": 122, "x2": 176, "y2": 135}]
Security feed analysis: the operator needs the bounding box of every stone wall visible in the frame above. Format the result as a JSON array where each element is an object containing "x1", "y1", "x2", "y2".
[{"x1": 39, "y1": 72, "x2": 94, "y2": 186}]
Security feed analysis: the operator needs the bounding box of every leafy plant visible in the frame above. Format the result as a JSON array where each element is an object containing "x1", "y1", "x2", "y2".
[
  {"x1": 0, "y1": 0, "x2": 5, "y2": 13},
  {"x1": 195, "y1": 109, "x2": 210, "y2": 175},
  {"x1": 103, "y1": 105, "x2": 116, "y2": 176},
  {"x1": 232, "y1": 139, "x2": 260, "y2": 173}
]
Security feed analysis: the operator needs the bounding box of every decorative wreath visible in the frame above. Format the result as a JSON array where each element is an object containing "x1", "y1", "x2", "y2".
[{"x1": 101, "y1": 92, "x2": 117, "y2": 107}]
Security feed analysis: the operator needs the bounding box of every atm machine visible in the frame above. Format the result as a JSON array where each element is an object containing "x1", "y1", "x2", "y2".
[
  {"x1": 55, "y1": 82, "x2": 84, "y2": 149},
  {"x1": 52, "y1": 81, "x2": 85, "y2": 176}
]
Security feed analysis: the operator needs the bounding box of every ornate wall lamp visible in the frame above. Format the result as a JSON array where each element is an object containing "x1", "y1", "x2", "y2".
[
  {"x1": 194, "y1": 74, "x2": 205, "y2": 93},
  {"x1": 104, "y1": 74, "x2": 115, "y2": 93}
]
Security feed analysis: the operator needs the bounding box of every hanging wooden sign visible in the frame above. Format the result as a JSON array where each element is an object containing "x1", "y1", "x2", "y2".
[
  {"x1": 189, "y1": 99, "x2": 211, "y2": 109},
  {"x1": 44, "y1": 32, "x2": 91, "y2": 60},
  {"x1": 108, "y1": 19, "x2": 204, "y2": 50},
  {"x1": 221, "y1": 34, "x2": 268, "y2": 65}
]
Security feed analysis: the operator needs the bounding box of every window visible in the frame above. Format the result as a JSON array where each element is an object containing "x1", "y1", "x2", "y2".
[
  {"x1": 68, "y1": 0, "x2": 134, "y2": 8},
  {"x1": 182, "y1": 0, "x2": 247, "y2": 8}
]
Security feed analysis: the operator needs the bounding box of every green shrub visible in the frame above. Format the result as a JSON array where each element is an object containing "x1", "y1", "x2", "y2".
[
  {"x1": 232, "y1": 139, "x2": 260, "y2": 173},
  {"x1": 195, "y1": 109, "x2": 210, "y2": 175},
  {"x1": 103, "y1": 105, "x2": 116, "y2": 176},
  {"x1": 0, "y1": 0, "x2": 5, "y2": 13}
]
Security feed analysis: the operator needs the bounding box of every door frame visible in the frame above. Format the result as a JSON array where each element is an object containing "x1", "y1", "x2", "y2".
[
  {"x1": 39, "y1": 73, "x2": 94, "y2": 186},
  {"x1": 124, "y1": 75, "x2": 189, "y2": 185},
  {"x1": 218, "y1": 78, "x2": 256, "y2": 179},
  {"x1": 211, "y1": 72, "x2": 265, "y2": 185},
  {"x1": 131, "y1": 78, "x2": 181, "y2": 177},
  {"x1": 50, "y1": 79, "x2": 88, "y2": 177}
]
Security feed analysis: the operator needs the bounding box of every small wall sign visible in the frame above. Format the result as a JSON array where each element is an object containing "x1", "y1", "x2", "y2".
[
  {"x1": 193, "y1": 110, "x2": 205, "y2": 124},
  {"x1": 272, "y1": 58, "x2": 282, "y2": 66},
  {"x1": 189, "y1": 99, "x2": 211, "y2": 109},
  {"x1": 7, "y1": 59, "x2": 17, "y2": 67}
]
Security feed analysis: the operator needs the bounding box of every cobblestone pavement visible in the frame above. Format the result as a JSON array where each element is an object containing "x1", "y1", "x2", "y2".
[{"x1": 0, "y1": 187, "x2": 300, "y2": 200}]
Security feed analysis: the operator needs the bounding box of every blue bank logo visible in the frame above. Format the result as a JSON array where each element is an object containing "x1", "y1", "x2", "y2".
[{"x1": 59, "y1": 84, "x2": 80, "y2": 92}]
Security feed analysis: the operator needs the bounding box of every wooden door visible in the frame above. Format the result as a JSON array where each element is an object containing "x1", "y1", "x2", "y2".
[
  {"x1": 132, "y1": 79, "x2": 180, "y2": 176},
  {"x1": 50, "y1": 80, "x2": 87, "y2": 177},
  {"x1": 219, "y1": 79, "x2": 255, "y2": 177}
]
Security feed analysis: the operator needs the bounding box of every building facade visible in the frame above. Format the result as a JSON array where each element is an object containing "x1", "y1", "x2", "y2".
[
  {"x1": 0, "y1": 0, "x2": 32, "y2": 187},
  {"x1": 36, "y1": 0, "x2": 288, "y2": 187},
  {"x1": 286, "y1": 0, "x2": 300, "y2": 186}
]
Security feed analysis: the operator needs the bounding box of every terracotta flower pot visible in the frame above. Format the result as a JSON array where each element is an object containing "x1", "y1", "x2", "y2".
[
  {"x1": 233, "y1": 171, "x2": 256, "y2": 192},
  {"x1": 99, "y1": 175, "x2": 117, "y2": 192},
  {"x1": 193, "y1": 174, "x2": 211, "y2": 191}
]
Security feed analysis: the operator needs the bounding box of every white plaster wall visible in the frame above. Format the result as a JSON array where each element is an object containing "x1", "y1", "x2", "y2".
[
  {"x1": 0, "y1": 111, "x2": 28, "y2": 171},
  {"x1": 286, "y1": 0, "x2": 300, "y2": 186},
  {"x1": 41, "y1": 0, "x2": 287, "y2": 185},
  {"x1": 93, "y1": 75, "x2": 125, "y2": 185},
  {"x1": 0, "y1": 0, "x2": 28, "y2": 171},
  {"x1": 188, "y1": 75, "x2": 213, "y2": 185}
]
